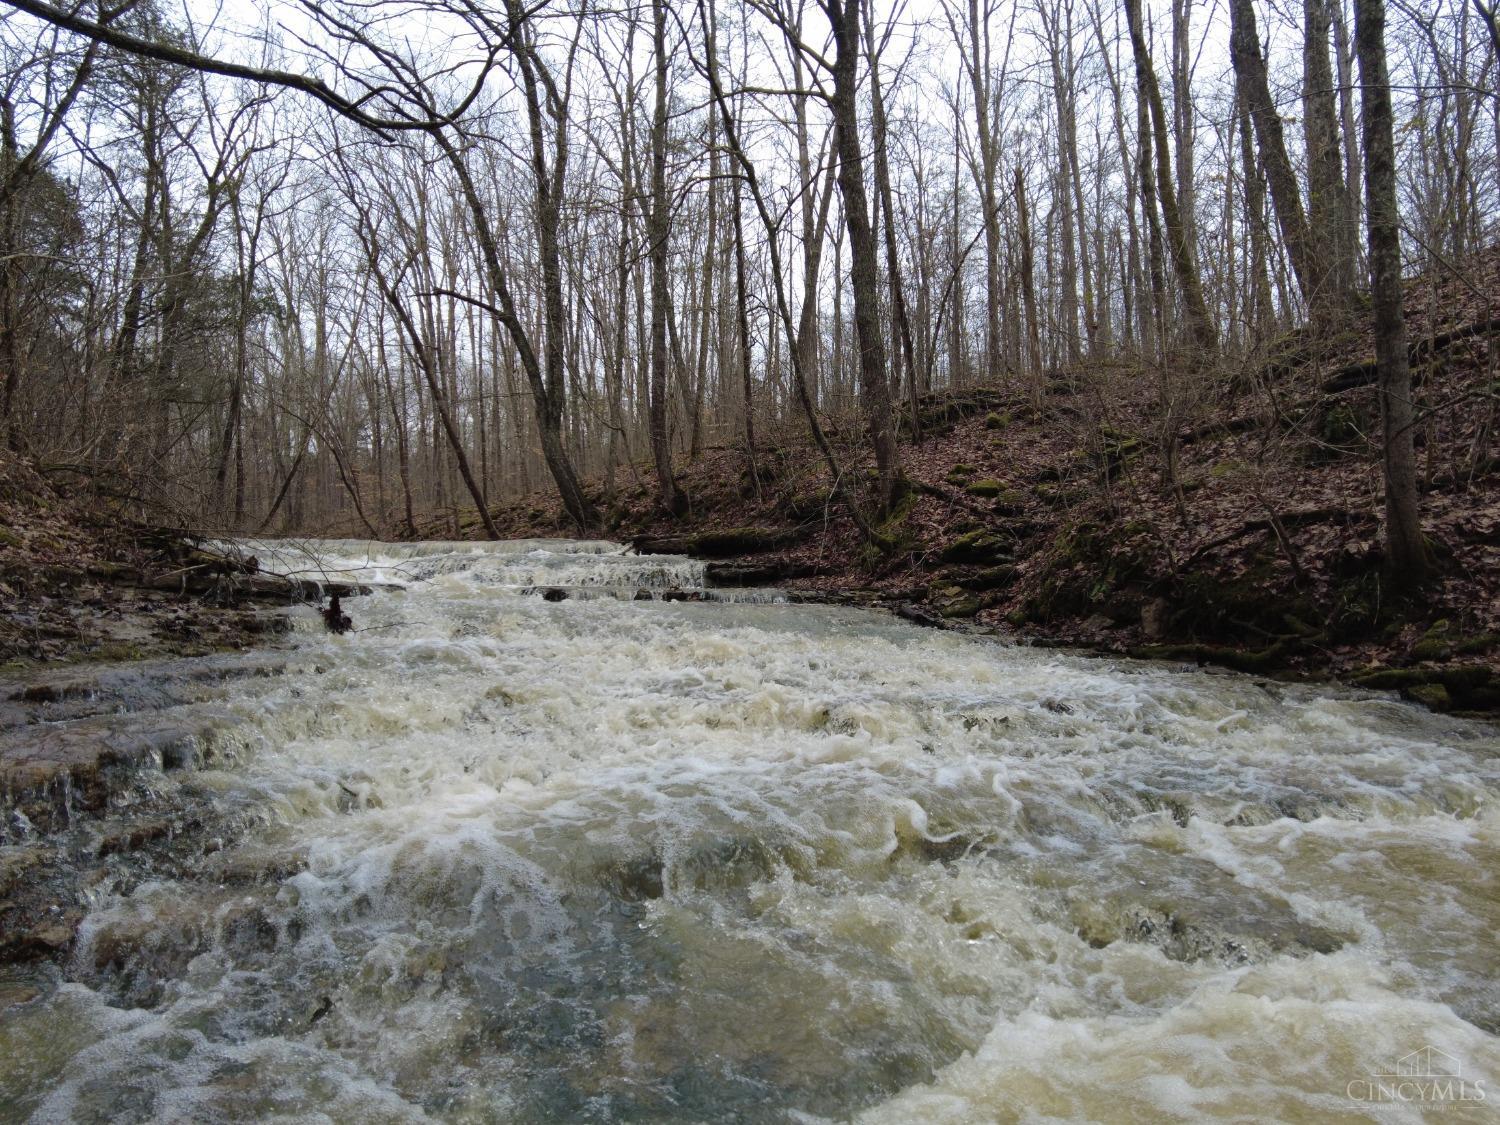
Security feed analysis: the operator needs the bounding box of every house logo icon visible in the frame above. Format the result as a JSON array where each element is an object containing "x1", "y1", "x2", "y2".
[
  {"x1": 1347, "y1": 1045, "x2": 1486, "y2": 1105},
  {"x1": 1374, "y1": 1046, "x2": 1462, "y2": 1078}
]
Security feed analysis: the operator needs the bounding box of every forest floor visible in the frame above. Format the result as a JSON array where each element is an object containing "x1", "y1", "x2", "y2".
[
  {"x1": 450, "y1": 247, "x2": 1500, "y2": 716},
  {"x1": 0, "y1": 453, "x2": 301, "y2": 674}
]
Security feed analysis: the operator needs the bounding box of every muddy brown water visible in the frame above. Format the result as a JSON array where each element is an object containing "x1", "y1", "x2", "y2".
[{"x1": 1, "y1": 539, "x2": 1497, "y2": 1122}]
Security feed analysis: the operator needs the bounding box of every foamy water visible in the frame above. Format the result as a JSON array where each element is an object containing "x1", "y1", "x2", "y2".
[{"x1": 2, "y1": 539, "x2": 1496, "y2": 1122}]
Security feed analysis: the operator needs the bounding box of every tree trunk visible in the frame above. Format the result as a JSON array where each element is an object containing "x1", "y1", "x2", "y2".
[
  {"x1": 1236, "y1": 90, "x2": 1276, "y2": 339},
  {"x1": 1304, "y1": 0, "x2": 1354, "y2": 317},
  {"x1": 1134, "y1": 43, "x2": 1167, "y2": 361},
  {"x1": 731, "y1": 169, "x2": 757, "y2": 488},
  {"x1": 1125, "y1": 0, "x2": 1216, "y2": 357},
  {"x1": 648, "y1": 0, "x2": 685, "y2": 515},
  {"x1": 1354, "y1": 0, "x2": 1428, "y2": 584},
  {"x1": 1229, "y1": 0, "x2": 1324, "y2": 317},
  {"x1": 1015, "y1": 167, "x2": 1041, "y2": 396},
  {"x1": 863, "y1": 0, "x2": 919, "y2": 425},
  {"x1": 824, "y1": 0, "x2": 901, "y2": 512},
  {"x1": 964, "y1": 0, "x2": 1004, "y2": 383}
]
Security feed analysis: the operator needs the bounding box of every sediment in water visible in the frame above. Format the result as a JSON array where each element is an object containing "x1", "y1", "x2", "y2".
[{"x1": 2, "y1": 538, "x2": 1496, "y2": 1122}]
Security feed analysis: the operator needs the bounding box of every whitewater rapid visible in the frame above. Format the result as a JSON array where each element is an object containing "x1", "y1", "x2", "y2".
[{"x1": 1, "y1": 538, "x2": 1496, "y2": 1122}]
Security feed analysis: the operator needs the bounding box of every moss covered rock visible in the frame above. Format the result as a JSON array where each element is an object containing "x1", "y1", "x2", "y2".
[
  {"x1": 959, "y1": 565, "x2": 1017, "y2": 591},
  {"x1": 940, "y1": 529, "x2": 1011, "y2": 565},
  {"x1": 991, "y1": 489, "x2": 1028, "y2": 515},
  {"x1": 1406, "y1": 682, "x2": 1452, "y2": 711},
  {"x1": 937, "y1": 595, "x2": 982, "y2": 619}
]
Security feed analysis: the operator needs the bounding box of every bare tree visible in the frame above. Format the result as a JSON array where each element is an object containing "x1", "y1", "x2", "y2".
[
  {"x1": 1354, "y1": 0, "x2": 1428, "y2": 583},
  {"x1": 1125, "y1": 0, "x2": 1216, "y2": 358},
  {"x1": 647, "y1": 0, "x2": 685, "y2": 514}
]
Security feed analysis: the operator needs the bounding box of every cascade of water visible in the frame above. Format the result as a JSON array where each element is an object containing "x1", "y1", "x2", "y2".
[{"x1": 1, "y1": 538, "x2": 1496, "y2": 1123}]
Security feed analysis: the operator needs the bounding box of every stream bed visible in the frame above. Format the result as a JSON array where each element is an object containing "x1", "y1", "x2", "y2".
[{"x1": 2, "y1": 538, "x2": 1497, "y2": 1122}]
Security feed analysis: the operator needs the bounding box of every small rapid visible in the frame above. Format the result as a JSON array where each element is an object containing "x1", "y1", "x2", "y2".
[{"x1": 2, "y1": 538, "x2": 1496, "y2": 1122}]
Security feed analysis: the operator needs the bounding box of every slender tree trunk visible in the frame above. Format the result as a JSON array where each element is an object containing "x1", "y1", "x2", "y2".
[
  {"x1": 1015, "y1": 167, "x2": 1042, "y2": 397},
  {"x1": 700, "y1": 0, "x2": 891, "y2": 550},
  {"x1": 1126, "y1": 0, "x2": 1216, "y2": 357},
  {"x1": 435, "y1": 132, "x2": 594, "y2": 530},
  {"x1": 964, "y1": 0, "x2": 1004, "y2": 383},
  {"x1": 1229, "y1": 0, "x2": 1323, "y2": 317},
  {"x1": 824, "y1": 0, "x2": 901, "y2": 512},
  {"x1": 1304, "y1": 0, "x2": 1354, "y2": 316},
  {"x1": 1333, "y1": 0, "x2": 1364, "y2": 253},
  {"x1": 1171, "y1": 0, "x2": 1197, "y2": 258},
  {"x1": 1050, "y1": 52, "x2": 1082, "y2": 364},
  {"x1": 1354, "y1": 0, "x2": 1428, "y2": 584},
  {"x1": 1236, "y1": 90, "x2": 1276, "y2": 339},
  {"x1": 648, "y1": 0, "x2": 685, "y2": 515},
  {"x1": 731, "y1": 170, "x2": 757, "y2": 488},
  {"x1": 1135, "y1": 50, "x2": 1167, "y2": 361},
  {"x1": 863, "y1": 0, "x2": 919, "y2": 424}
]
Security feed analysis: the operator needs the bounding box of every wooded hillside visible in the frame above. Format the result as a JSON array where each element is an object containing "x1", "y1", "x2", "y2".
[
  {"x1": 0, "y1": 0, "x2": 1492, "y2": 533},
  {"x1": 0, "y1": 0, "x2": 1496, "y2": 696}
]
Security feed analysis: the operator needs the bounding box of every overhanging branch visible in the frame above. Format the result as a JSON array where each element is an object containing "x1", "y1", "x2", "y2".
[{"x1": 2, "y1": 0, "x2": 492, "y2": 135}]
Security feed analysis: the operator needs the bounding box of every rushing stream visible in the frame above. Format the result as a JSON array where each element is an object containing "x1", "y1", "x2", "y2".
[{"x1": 2, "y1": 539, "x2": 1498, "y2": 1122}]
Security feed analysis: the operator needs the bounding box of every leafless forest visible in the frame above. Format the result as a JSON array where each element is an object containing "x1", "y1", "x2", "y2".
[{"x1": 1, "y1": 0, "x2": 1495, "y2": 563}]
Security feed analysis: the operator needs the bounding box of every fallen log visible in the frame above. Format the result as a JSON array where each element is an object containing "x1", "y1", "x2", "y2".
[
  {"x1": 1321, "y1": 316, "x2": 1500, "y2": 394},
  {"x1": 1184, "y1": 507, "x2": 1353, "y2": 564}
]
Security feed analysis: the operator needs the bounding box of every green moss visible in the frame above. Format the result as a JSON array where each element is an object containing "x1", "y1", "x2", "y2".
[
  {"x1": 856, "y1": 488, "x2": 921, "y2": 571},
  {"x1": 782, "y1": 488, "x2": 832, "y2": 520},
  {"x1": 1099, "y1": 434, "x2": 1144, "y2": 465},
  {"x1": 991, "y1": 489, "x2": 1028, "y2": 513},
  {"x1": 1352, "y1": 664, "x2": 1493, "y2": 692},
  {"x1": 1454, "y1": 633, "x2": 1499, "y2": 655},
  {"x1": 876, "y1": 487, "x2": 919, "y2": 537},
  {"x1": 1320, "y1": 403, "x2": 1363, "y2": 446},
  {"x1": 940, "y1": 529, "x2": 1011, "y2": 565},
  {"x1": 984, "y1": 412, "x2": 1010, "y2": 430},
  {"x1": 1410, "y1": 619, "x2": 1451, "y2": 659},
  {"x1": 1033, "y1": 483, "x2": 1084, "y2": 507},
  {"x1": 938, "y1": 596, "x2": 982, "y2": 619},
  {"x1": 89, "y1": 642, "x2": 152, "y2": 663},
  {"x1": 1406, "y1": 683, "x2": 1452, "y2": 711},
  {"x1": 1282, "y1": 614, "x2": 1322, "y2": 638},
  {"x1": 959, "y1": 565, "x2": 1017, "y2": 591},
  {"x1": 965, "y1": 479, "x2": 1003, "y2": 497},
  {"x1": 1128, "y1": 641, "x2": 1292, "y2": 674},
  {"x1": 1208, "y1": 459, "x2": 1249, "y2": 480},
  {"x1": 950, "y1": 463, "x2": 977, "y2": 477}
]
